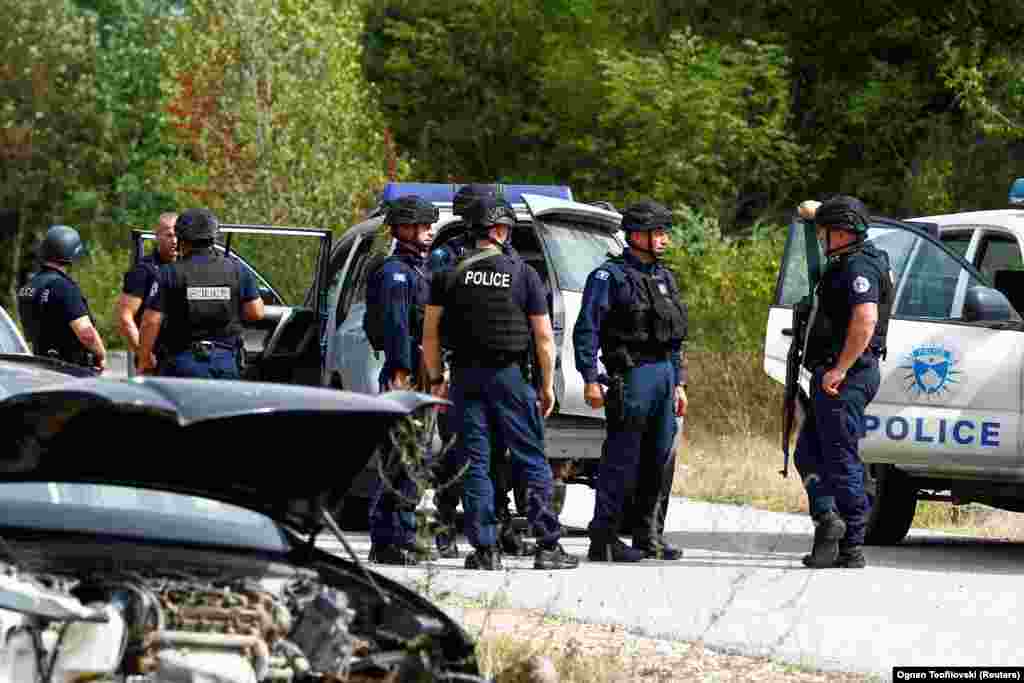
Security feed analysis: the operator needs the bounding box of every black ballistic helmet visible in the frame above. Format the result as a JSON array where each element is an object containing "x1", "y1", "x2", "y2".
[
  {"x1": 453, "y1": 183, "x2": 499, "y2": 218},
  {"x1": 42, "y1": 225, "x2": 85, "y2": 264},
  {"x1": 814, "y1": 195, "x2": 870, "y2": 236},
  {"x1": 385, "y1": 195, "x2": 440, "y2": 226},
  {"x1": 175, "y1": 208, "x2": 220, "y2": 242},
  {"x1": 466, "y1": 196, "x2": 516, "y2": 231},
  {"x1": 621, "y1": 199, "x2": 673, "y2": 233}
]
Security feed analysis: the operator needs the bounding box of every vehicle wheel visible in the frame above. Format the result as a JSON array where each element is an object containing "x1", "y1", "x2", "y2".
[{"x1": 864, "y1": 464, "x2": 918, "y2": 545}]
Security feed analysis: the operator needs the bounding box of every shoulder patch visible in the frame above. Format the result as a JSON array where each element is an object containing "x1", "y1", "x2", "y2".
[
  {"x1": 595, "y1": 270, "x2": 610, "y2": 281},
  {"x1": 393, "y1": 272, "x2": 407, "y2": 283},
  {"x1": 149, "y1": 281, "x2": 159, "y2": 298},
  {"x1": 852, "y1": 275, "x2": 871, "y2": 294}
]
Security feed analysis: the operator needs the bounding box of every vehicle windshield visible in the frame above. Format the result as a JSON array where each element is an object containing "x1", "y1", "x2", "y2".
[
  {"x1": 0, "y1": 483, "x2": 289, "y2": 552},
  {"x1": 536, "y1": 221, "x2": 623, "y2": 292}
]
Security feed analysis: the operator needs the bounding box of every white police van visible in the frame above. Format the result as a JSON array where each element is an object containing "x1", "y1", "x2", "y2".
[
  {"x1": 322, "y1": 182, "x2": 626, "y2": 515},
  {"x1": 764, "y1": 185, "x2": 1024, "y2": 545}
]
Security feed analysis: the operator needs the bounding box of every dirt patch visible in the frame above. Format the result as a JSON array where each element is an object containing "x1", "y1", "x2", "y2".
[{"x1": 460, "y1": 607, "x2": 882, "y2": 682}]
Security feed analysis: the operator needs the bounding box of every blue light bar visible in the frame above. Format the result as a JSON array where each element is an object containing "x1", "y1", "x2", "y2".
[
  {"x1": 379, "y1": 182, "x2": 573, "y2": 205},
  {"x1": 1010, "y1": 178, "x2": 1024, "y2": 207}
]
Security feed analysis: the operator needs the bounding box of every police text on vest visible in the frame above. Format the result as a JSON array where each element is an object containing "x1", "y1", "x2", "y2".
[
  {"x1": 465, "y1": 271, "x2": 511, "y2": 288},
  {"x1": 186, "y1": 286, "x2": 231, "y2": 301}
]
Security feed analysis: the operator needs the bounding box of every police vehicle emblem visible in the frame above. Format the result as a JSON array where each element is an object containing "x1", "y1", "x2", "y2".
[{"x1": 900, "y1": 345, "x2": 962, "y2": 399}]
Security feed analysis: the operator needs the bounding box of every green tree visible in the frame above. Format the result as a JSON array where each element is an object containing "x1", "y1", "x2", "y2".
[
  {"x1": 596, "y1": 29, "x2": 813, "y2": 228},
  {"x1": 0, "y1": 0, "x2": 107, "y2": 313},
  {"x1": 159, "y1": 0, "x2": 394, "y2": 229}
]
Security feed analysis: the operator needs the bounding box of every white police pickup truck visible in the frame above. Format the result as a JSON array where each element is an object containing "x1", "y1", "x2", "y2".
[{"x1": 764, "y1": 193, "x2": 1024, "y2": 545}]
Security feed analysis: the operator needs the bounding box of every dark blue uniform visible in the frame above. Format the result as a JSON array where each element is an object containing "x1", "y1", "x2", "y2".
[
  {"x1": 573, "y1": 248, "x2": 688, "y2": 554},
  {"x1": 144, "y1": 251, "x2": 258, "y2": 378},
  {"x1": 124, "y1": 250, "x2": 171, "y2": 355},
  {"x1": 123, "y1": 251, "x2": 169, "y2": 312},
  {"x1": 432, "y1": 246, "x2": 561, "y2": 554},
  {"x1": 366, "y1": 247, "x2": 430, "y2": 550},
  {"x1": 428, "y1": 234, "x2": 532, "y2": 553},
  {"x1": 17, "y1": 266, "x2": 94, "y2": 365},
  {"x1": 795, "y1": 243, "x2": 891, "y2": 548}
]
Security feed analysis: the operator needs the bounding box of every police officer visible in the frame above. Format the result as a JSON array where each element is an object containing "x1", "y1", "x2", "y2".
[
  {"x1": 794, "y1": 196, "x2": 892, "y2": 569},
  {"x1": 428, "y1": 183, "x2": 502, "y2": 271},
  {"x1": 573, "y1": 199, "x2": 689, "y2": 563},
  {"x1": 422, "y1": 195, "x2": 578, "y2": 571},
  {"x1": 17, "y1": 225, "x2": 107, "y2": 370},
  {"x1": 363, "y1": 195, "x2": 448, "y2": 565},
  {"x1": 428, "y1": 183, "x2": 537, "y2": 559},
  {"x1": 116, "y1": 212, "x2": 178, "y2": 365},
  {"x1": 137, "y1": 208, "x2": 264, "y2": 378}
]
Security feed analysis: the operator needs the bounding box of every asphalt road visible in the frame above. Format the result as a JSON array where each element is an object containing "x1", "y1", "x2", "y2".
[{"x1": 318, "y1": 485, "x2": 1024, "y2": 682}]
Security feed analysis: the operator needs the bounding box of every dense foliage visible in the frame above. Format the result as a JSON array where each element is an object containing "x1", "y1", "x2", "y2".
[{"x1": 4, "y1": 0, "x2": 1024, "y2": 351}]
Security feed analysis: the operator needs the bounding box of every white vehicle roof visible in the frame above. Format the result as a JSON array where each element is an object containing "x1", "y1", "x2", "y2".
[{"x1": 910, "y1": 209, "x2": 1024, "y2": 235}]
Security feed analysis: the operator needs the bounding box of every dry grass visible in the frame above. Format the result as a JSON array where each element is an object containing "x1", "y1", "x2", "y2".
[
  {"x1": 676, "y1": 350, "x2": 1024, "y2": 540},
  {"x1": 462, "y1": 606, "x2": 881, "y2": 682}
]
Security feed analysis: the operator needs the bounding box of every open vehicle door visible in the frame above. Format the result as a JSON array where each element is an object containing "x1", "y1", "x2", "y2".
[
  {"x1": 519, "y1": 193, "x2": 623, "y2": 418},
  {"x1": 131, "y1": 224, "x2": 331, "y2": 386}
]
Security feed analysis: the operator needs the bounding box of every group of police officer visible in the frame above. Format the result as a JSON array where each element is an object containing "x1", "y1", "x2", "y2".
[
  {"x1": 16, "y1": 190, "x2": 889, "y2": 571},
  {"x1": 17, "y1": 207, "x2": 264, "y2": 381}
]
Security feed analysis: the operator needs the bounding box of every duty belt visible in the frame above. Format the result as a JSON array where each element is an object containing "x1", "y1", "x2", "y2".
[{"x1": 630, "y1": 350, "x2": 671, "y2": 366}]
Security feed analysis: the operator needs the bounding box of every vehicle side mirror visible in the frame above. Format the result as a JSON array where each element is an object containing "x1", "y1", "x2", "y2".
[
  {"x1": 993, "y1": 269, "x2": 1024, "y2": 317},
  {"x1": 963, "y1": 285, "x2": 1015, "y2": 322}
]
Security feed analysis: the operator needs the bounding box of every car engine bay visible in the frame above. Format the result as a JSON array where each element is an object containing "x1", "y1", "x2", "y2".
[{"x1": 0, "y1": 555, "x2": 479, "y2": 683}]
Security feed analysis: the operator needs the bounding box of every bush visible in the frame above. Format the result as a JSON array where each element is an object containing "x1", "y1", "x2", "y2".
[{"x1": 662, "y1": 206, "x2": 785, "y2": 353}]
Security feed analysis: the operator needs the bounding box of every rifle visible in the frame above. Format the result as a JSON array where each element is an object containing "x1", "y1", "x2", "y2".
[
  {"x1": 780, "y1": 215, "x2": 824, "y2": 478},
  {"x1": 780, "y1": 295, "x2": 811, "y2": 477}
]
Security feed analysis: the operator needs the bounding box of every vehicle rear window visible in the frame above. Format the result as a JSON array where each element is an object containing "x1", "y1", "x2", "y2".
[{"x1": 535, "y1": 221, "x2": 623, "y2": 292}]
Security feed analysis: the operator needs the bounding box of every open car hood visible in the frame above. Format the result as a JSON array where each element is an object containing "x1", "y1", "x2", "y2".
[{"x1": 0, "y1": 373, "x2": 443, "y2": 535}]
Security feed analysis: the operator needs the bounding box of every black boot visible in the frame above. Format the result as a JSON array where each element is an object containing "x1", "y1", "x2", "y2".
[
  {"x1": 801, "y1": 512, "x2": 847, "y2": 568},
  {"x1": 835, "y1": 543, "x2": 866, "y2": 569},
  {"x1": 435, "y1": 531, "x2": 460, "y2": 559},
  {"x1": 587, "y1": 534, "x2": 646, "y2": 563},
  {"x1": 534, "y1": 542, "x2": 580, "y2": 570},
  {"x1": 500, "y1": 524, "x2": 537, "y2": 556},
  {"x1": 464, "y1": 546, "x2": 503, "y2": 570},
  {"x1": 632, "y1": 536, "x2": 683, "y2": 561}
]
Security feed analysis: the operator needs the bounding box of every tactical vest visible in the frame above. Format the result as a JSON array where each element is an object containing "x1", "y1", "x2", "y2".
[
  {"x1": 165, "y1": 253, "x2": 242, "y2": 352},
  {"x1": 599, "y1": 257, "x2": 688, "y2": 368},
  {"x1": 441, "y1": 248, "x2": 531, "y2": 362},
  {"x1": 803, "y1": 243, "x2": 893, "y2": 370},
  {"x1": 363, "y1": 254, "x2": 427, "y2": 352},
  {"x1": 16, "y1": 268, "x2": 93, "y2": 365}
]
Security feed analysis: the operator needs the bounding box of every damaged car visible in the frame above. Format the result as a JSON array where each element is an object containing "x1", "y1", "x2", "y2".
[{"x1": 0, "y1": 360, "x2": 487, "y2": 683}]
